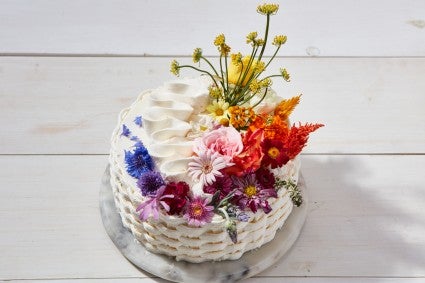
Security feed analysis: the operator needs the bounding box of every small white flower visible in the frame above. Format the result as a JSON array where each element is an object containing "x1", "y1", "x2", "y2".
[{"x1": 188, "y1": 151, "x2": 229, "y2": 185}]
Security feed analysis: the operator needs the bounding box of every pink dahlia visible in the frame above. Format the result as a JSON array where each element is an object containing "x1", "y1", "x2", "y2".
[
  {"x1": 184, "y1": 196, "x2": 214, "y2": 227},
  {"x1": 188, "y1": 151, "x2": 229, "y2": 185},
  {"x1": 193, "y1": 126, "x2": 243, "y2": 161}
]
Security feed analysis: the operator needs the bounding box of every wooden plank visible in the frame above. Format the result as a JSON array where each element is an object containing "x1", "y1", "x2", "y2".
[
  {"x1": 2, "y1": 278, "x2": 425, "y2": 283},
  {"x1": 1, "y1": 56, "x2": 425, "y2": 154},
  {"x1": 0, "y1": 155, "x2": 424, "y2": 280},
  {"x1": 0, "y1": 0, "x2": 424, "y2": 56}
]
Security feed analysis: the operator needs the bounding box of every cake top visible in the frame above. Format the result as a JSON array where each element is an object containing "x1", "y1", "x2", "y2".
[{"x1": 116, "y1": 3, "x2": 323, "y2": 243}]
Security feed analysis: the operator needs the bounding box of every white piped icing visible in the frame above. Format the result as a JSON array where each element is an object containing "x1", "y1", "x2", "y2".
[{"x1": 109, "y1": 77, "x2": 300, "y2": 262}]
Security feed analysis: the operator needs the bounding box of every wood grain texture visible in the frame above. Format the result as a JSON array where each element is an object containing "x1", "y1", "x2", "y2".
[
  {"x1": 1, "y1": 56, "x2": 425, "y2": 155},
  {"x1": 1, "y1": 155, "x2": 424, "y2": 280},
  {"x1": 1, "y1": 0, "x2": 424, "y2": 56}
]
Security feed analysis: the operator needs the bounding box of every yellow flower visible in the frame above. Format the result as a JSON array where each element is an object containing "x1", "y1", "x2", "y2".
[
  {"x1": 260, "y1": 78, "x2": 272, "y2": 88},
  {"x1": 272, "y1": 35, "x2": 287, "y2": 46},
  {"x1": 246, "y1": 32, "x2": 258, "y2": 45},
  {"x1": 257, "y1": 3, "x2": 279, "y2": 15},
  {"x1": 170, "y1": 60, "x2": 180, "y2": 76},
  {"x1": 219, "y1": 43, "x2": 231, "y2": 56},
  {"x1": 206, "y1": 99, "x2": 230, "y2": 121},
  {"x1": 192, "y1": 48, "x2": 202, "y2": 63},
  {"x1": 249, "y1": 79, "x2": 261, "y2": 93},
  {"x1": 230, "y1": 52, "x2": 242, "y2": 66},
  {"x1": 280, "y1": 68, "x2": 290, "y2": 82},
  {"x1": 228, "y1": 56, "x2": 265, "y2": 86},
  {"x1": 214, "y1": 34, "x2": 225, "y2": 46},
  {"x1": 208, "y1": 86, "x2": 223, "y2": 99},
  {"x1": 255, "y1": 38, "x2": 265, "y2": 46}
]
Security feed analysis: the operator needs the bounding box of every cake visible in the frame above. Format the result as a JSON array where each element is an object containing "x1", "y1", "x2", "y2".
[{"x1": 109, "y1": 3, "x2": 322, "y2": 263}]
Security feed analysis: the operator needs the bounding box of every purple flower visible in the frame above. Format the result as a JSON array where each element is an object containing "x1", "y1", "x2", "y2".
[
  {"x1": 137, "y1": 171, "x2": 164, "y2": 197},
  {"x1": 203, "y1": 175, "x2": 233, "y2": 201},
  {"x1": 136, "y1": 186, "x2": 175, "y2": 221},
  {"x1": 183, "y1": 196, "x2": 214, "y2": 227},
  {"x1": 233, "y1": 173, "x2": 277, "y2": 214},
  {"x1": 134, "y1": 116, "x2": 143, "y2": 127},
  {"x1": 124, "y1": 143, "x2": 154, "y2": 179},
  {"x1": 121, "y1": 124, "x2": 131, "y2": 137}
]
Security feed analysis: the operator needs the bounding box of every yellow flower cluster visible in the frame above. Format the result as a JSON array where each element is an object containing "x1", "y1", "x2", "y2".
[
  {"x1": 170, "y1": 60, "x2": 179, "y2": 76},
  {"x1": 280, "y1": 68, "x2": 290, "y2": 82},
  {"x1": 192, "y1": 48, "x2": 202, "y2": 63},
  {"x1": 214, "y1": 34, "x2": 231, "y2": 56},
  {"x1": 272, "y1": 35, "x2": 287, "y2": 46},
  {"x1": 257, "y1": 3, "x2": 279, "y2": 15}
]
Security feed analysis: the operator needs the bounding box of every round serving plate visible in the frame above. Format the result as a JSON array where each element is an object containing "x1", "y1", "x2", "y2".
[{"x1": 100, "y1": 166, "x2": 308, "y2": 283}]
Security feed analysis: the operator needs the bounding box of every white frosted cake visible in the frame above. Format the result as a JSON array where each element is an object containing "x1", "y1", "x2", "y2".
[{"x1": 109, "y1": 3, "x2": 322, "y2": 263}]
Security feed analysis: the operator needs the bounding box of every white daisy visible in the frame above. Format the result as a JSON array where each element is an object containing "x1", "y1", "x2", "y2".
[{"x1": 188, "y1": 151, "x2": 229, "y2": 185}]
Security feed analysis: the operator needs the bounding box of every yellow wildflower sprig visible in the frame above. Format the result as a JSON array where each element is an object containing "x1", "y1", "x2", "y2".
[{"x1": 170, "y1": 3, "x2": 290, "y2": 107}]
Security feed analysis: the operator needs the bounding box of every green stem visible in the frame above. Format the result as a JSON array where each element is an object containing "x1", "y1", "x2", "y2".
[
  {"x1": 201, "y1": 56, "x2": 220, "y2": 78},
  {"x1": 250, "y1": 87, "x2": 269, "y2": 108},
  {"x1": 179, "y1": 65, "x2": 219, "y2": 87},
  {"x1": 219, "y1": 54, "x2": 226, "y2": 93},
  {"x1": 258, "y1": 14, "x2": 270, "y2": 62},
  {"x1": 264, "y1": 46, "x2": 280, "y2": 70},
  {"x1": 224, "y1": 54, "x2": 229, "y2": 96}
]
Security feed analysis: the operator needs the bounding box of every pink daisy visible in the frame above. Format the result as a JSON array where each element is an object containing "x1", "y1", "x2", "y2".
[
  {"x1": 188, "y1": 151, "x2": 229, "y2": 185},
  {"x1": 183, "y1": 196, "x2": 214, "y2": 227}
]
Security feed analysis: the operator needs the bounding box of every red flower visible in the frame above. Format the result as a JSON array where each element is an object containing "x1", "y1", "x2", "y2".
[
  {"x1": 284, "y1": 123, "x2": 324, "y2": 159},
  {"x1": 224, "y1": 129, "x2": 264, "y2": 176},
  {"x1": 261, "y1": 138, "x2": 289, "y2": 168},
  {"x1": 255, "y1": 167, "x2": 276, "y2": 190},
  {"x1": 160, "y1": 181, "x2": 190, "y2": 215}
]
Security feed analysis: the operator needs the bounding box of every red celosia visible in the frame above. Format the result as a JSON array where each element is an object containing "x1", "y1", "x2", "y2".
[
  {"x1": 261, "y1": 138, "x2": 289, "y2": 168},
  {"x1": 284, "y1": 123, "x2": 324, "y2": 159},
  {"x1": 161, "y1": 181, "x2": 190, "y2": 215}
]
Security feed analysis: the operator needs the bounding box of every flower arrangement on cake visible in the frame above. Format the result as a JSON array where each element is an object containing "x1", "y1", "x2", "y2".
[{"x1": 118, "y1": 3, "x2": 322, "y2": 246}]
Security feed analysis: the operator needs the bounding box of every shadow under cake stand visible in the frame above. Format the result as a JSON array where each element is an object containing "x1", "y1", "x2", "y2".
[{"x1": 100, "y1": 166, "x2": 308, "y2": 283}]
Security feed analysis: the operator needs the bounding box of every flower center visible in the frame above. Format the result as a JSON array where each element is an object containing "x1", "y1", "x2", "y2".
[
  {"x1": 244, "y1": 185, "x2": 257, "y2": 197},
  {"x1": 200, "y1": 125, "x2": 208, "y2": 131},
  {"x1": 191, "y1": 204, "x2": 204, "y2": 217},
  {"x1": 215, "y1": 108, "x2": 224, "y2": 116},
  {"x1": 202, "y1": 163, "x2": 213, "y2": 174},
  {"x1": 267, "y1": 147, "x2": 280, "y2": 159}
]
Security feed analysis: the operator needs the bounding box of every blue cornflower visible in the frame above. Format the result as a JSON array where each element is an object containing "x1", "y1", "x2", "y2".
[
  {"x1": 124, "y1": 144, "x2": 154, "y2": 179},
  {"x1": 137, "y1": 171, "x2": 165, "y2": 197},
  {"x1": 121, "y1": 124, "x2": 131, "y2": 137},
  {"x1": 134, "y1": 116, "x2": 143, "y2": 127}
]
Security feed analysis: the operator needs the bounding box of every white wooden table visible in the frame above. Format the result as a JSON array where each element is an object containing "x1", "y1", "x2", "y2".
[{"x1": 1, "y1": 0, "x2": 425, "y2": 282}]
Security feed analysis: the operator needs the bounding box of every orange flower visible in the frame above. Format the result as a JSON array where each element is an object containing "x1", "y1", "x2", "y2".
[
  {"x1": 228, "y1": 106, "x2": 255, "y2": 130},
  {"x1": 274, "y1": 95, "x2": 301, "y2": 121},
  {"x1": 249, "y1": 114, "x2": 288, "y2": 140},
  {"x1": 284, "y1": 123, "x2": 324, "y2": 159},
  {"x1": 224, "y1": 129, "x2": 264, "y2": 176}
]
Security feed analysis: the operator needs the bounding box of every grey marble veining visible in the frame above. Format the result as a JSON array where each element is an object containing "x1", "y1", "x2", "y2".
[{"x1": 99, "y1": 166, "x2": 308, "y2": 283}]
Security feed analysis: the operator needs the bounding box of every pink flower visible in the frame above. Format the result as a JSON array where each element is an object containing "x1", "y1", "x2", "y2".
[
  {"x1": 188, "y1": 151, "x2": 229, "y2": 185},
  {"x1": 184, "y1": 196, "x2": 214, "y2": 227},
  {"x1": 194, "y1": 126, "x2": 243, "y2": 161},
  {"x1": 136, "y1": 186, "x2": 174, "y2": 221}
]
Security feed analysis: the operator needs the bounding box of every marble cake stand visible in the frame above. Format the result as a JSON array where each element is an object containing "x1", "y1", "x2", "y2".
[{"x1": 100, "y1": 166, "x2": 308, "y2": 283}]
